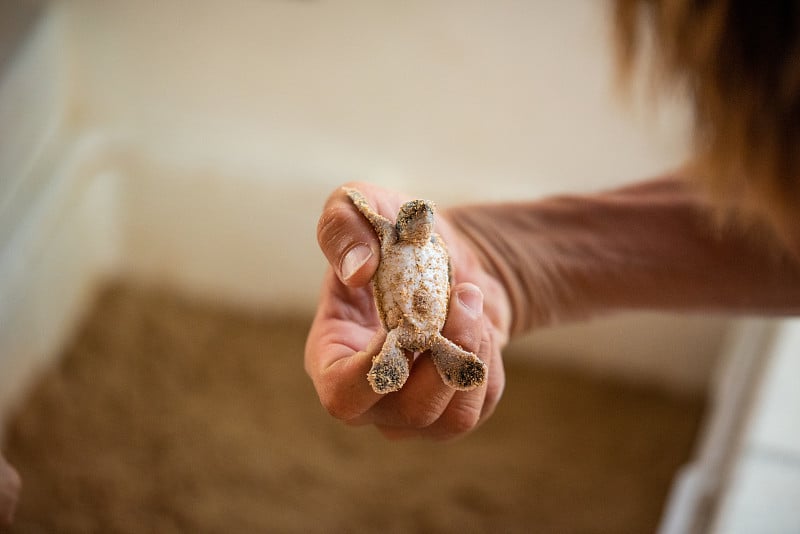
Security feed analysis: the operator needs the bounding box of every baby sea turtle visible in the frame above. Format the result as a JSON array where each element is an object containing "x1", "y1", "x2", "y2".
[{"x1": 345, "y1": 187, "x2": 487, "y2": 394}]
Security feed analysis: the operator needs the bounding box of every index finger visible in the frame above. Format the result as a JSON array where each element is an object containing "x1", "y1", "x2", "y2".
[{"x1": 304, "y1": 271, "x2": 384, "y2": 421}]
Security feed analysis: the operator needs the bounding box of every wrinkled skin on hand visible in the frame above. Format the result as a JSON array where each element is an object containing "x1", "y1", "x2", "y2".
[{"x1": 305, "y1": 182, "x2": 511, "y2": 440}]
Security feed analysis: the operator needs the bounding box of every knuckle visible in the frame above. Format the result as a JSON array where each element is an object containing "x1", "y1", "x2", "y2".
[
  {"x1": 400, "y1": 384, "x2": 453, "y2": 428},
  {"x1": 318, "y1": 387, "x2": 360, "y2": 422},
  {"x1": 401, "y1": 405, "x2": 441, "y2": 429},
  {"x1": 321, "y1": 397, "x2": 356, "y2": 422},
  {"x1": 441, "y1": 404, "x2": 481, "y2": 436}
]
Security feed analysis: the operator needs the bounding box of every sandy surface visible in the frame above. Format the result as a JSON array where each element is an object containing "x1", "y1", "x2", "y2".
[{"x1": 3, "y1": 284, "x2": 704, "y2": 533}]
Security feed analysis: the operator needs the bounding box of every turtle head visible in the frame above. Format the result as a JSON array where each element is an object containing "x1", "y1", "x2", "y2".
[{"x1": 396, "y1": 199, "x2": 435, "y2": 243}]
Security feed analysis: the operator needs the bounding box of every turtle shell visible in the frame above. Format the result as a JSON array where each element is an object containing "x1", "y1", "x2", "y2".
[{"x1": 372, "y1": 235, "x2": 450, "y2": 351}]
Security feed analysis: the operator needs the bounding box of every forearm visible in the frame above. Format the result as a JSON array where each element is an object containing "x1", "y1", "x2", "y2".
[{"x1": 447, "y1": 176, "x2": 800, "y2": 335}]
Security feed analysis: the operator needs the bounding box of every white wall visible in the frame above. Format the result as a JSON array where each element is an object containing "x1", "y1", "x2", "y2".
[{"x1": 63, "y1": 0, "x2": 690, "y2": 197}]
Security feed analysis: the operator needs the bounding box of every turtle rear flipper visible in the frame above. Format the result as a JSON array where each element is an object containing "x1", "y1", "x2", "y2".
[
  {"x1": 367, "y1": 329, "x2": 409, "y2": 394},
  {"x1": 430, "y1": 334, "x2": 487, "y2": 391}
]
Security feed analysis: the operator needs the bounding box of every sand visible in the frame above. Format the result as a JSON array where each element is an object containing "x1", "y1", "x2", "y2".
[{"x1": 2, "y1": 284, "x2": 704, "y2": 533}]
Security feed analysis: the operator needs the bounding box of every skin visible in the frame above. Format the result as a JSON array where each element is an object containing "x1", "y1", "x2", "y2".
[
  {"x1": 448, "y1": 175, "x2": 800, "y2": 334},
  {"x1": 306, "y1": 174, "x2": 800, "y2": 441}
]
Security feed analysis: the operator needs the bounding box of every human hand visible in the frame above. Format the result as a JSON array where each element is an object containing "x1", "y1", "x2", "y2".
[
  {"x1": 305, "y1": 182, "x2": 512, "y2": 440},
  {"x1": 0, "y1": 452, "x2": 21, "y2": 528}
]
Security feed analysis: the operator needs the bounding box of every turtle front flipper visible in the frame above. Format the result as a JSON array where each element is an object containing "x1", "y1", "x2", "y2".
[
  {"x1": 367, "y1": 328, "x2": 409, "y2": 394},
  {"x1": 430, "y1": 334, "x2": 487, "y2": 391},
  {"x1": 344, "y1": 187, "x2": 397, "y2": 245}
]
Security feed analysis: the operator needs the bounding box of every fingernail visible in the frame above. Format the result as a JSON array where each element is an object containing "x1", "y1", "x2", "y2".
[
  {"x1": 341, "y1": 243, "x2": 373, "y2": 281},
  {"x1": 456, "y1": 285, "x2": 483, "y2": 318}
]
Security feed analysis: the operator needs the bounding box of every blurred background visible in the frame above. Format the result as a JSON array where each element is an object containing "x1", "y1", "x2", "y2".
[{"x1": 0, "y1": 1, "x2": 797, "y2": 532}]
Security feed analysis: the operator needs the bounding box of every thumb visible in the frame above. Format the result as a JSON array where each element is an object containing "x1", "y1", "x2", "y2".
[{"x1": 316, "y1": 185, "x2": 381, "y2": 287}]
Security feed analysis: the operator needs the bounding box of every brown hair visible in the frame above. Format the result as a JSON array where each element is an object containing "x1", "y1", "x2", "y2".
[{"x1": 614, "y1": 0, "x2": 800, "y2": 241}]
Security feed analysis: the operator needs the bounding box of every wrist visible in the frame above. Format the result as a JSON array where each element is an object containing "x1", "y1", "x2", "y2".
[
  {"x1": 444, "y1": 204, "x2": 550, "y2": 337},
  {"x1": 445, "y1": 197, "x2": 611, "y2": 336}
]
